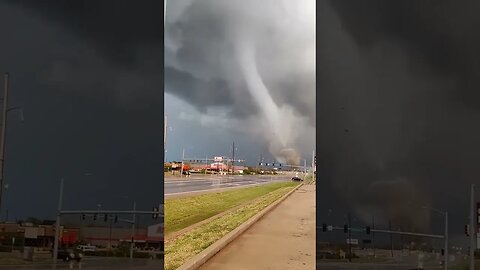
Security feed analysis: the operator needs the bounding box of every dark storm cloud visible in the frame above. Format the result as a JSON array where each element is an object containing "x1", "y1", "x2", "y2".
[
  {"x1": 165, "y1": 66, "x2": 259, "y2": 117},
  {"x1": 318, "y1": 0, "x2": 480, "y2": 235},
  {"x1": 165, "y1": 0, "x2": 315, "y2": 122},
  {"x1": 165, "y1": 0, "x2": 315, "y2": 163},
  {"x1": 0, "y1": 1, "x2": 163, "y2": 219},
  {"x1": 3, "y1": 0, "x2": 164, "y2": 109},
  {"x1": 329, "y1": 0, "x2": 480, "y2": 109},
  {"x1": 5, "y1": 0, "x2": 163, "y2": 66},
  {"x1": 165, "y1": 67, "x2": 233, "y2": 111}
]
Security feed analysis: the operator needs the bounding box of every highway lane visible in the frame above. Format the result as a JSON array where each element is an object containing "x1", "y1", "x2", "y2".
[{"x1": 165, "y1": 175, "x2": 292, "y2": 197}]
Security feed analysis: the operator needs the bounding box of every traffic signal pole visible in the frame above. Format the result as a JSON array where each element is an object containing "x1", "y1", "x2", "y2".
[
  {"x1": 53, "y1": 178, "x2": 64, "y2": 263},
  {"x1": 348, "y1": 213, "x2": 352, "y2": 262},
  {"x1": 130, "y1": 200, "x2": 136, "y2": 260},
  {"x1": 372, "y1": 216, "x2": 376, "y2": 258},
  {"x1": 445, "y1": 211, "x2": 449, "y2": 270},
  {"x1": 470, "y1": 184, "x2": 475, "y2": 270}
]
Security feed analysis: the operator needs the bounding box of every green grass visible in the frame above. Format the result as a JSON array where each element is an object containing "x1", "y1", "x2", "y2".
[
  {"x1": 451, "y1": 260, "x2": 480, "y2": 270},
  {"x1": 164, "y1": 184, "x2": 298, "y2": 270},
  {"x1": 0, "y1": 257, "x2": 29, "y2": 265},
  {"x1": 164, "y1": 182, "x2": 298, "y2": 235}
]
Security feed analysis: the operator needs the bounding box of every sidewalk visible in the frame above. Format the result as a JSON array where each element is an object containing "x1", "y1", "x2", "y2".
[{"x1": 199, "y1": 184, "x2": 316, "y2": 270}]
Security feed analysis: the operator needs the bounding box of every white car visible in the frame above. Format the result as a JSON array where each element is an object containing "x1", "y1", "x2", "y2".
[{"x1": 76, "y1": 245, "x2": 96, "y2": 252}]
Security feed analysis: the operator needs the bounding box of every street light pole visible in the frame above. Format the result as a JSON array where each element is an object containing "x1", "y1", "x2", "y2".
[
  {"x1": 130, "y1": 200, "x2": 136, "y2": 259},
  {"x1": 180, "y1": 148, "x2": 185, "y2": 177},
  {"x1": 423, "y1": 206, "x2": 448, "y2": 270},
  {"x1": 348, "y1": 213, "x2": 352, "y2": 262},
  {"x1": 53, "y1": 178, "x2": 64, "y2": 263},
  {"x1": 232, "y1": 142, "x2": 235, "y2": 175},
  {"x1": 470, "y1": 184, "x2": 475, "y2": 270},
  {"x1": 0, "y1": 73, "x2": 9, "y2": 218},
  {"x1": 164, "y1": 115, "x2": 167, "y2": 161},
  {"x1": 444, "y1": 211, "x2": 449, "y2": 270},
  {"x1": 3, "y1": 184, "x2": 8, "y2": 222},
  {"x1": 372, "y1": 216, "x2": 376, "y2": 258}
]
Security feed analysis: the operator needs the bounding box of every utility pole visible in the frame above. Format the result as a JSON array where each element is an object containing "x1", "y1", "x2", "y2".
[
  {"x1": 348, "y1": 213, "x2": 352, "y2": 262},
  {"x1": 444, "y1": 211, "x2": 449, "y2": 270},
  {"x1": 130, "y1": 200, "x2": 136, "y2": 259},
  {"x1": 180, "y1": 148, "x2": 185, "y2": 177},
  {"x1": 304, "y1": 159, "x2": 307, "y2": 179},
  {"x1": 0, "y1": 73, "x2": 9, "y2": 217},
  {"x1": 53, "y1": 178, "x2": 64, "y2": 263},
  {"x1": 205, "y1": 155, "x2": 208, "y2": 175},
  {"x1": 470, "y1": 184, "x2": 475, "y2": 270},
  {"x1": 109, "y1": 215, "x2": 113, "y2": 249},
  {"x1": 232, "y1": 142, "x2": 235, "y2": 175},
  {"x1": 389, "y1": 220, "x2": 394, "y2": 257},
  {"x1": 164, "y1": 115, "x2": 167, "y2": 161},
  {"x1": 372, "y1": 216, "x2": 376, "y2": 258},
  {"x1": 312, "y1": 150, "x2": 315, "y2": 183}
]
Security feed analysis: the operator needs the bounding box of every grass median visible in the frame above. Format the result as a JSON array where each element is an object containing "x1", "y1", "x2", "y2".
[
  {"x1": 165, "y1": 181, "x2": 298, "y2": 236},
  {"x1": 164, "y1": 183, "x2": 299, "y2": 270}
]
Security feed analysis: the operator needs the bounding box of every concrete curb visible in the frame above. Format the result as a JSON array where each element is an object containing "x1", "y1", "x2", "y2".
[{"x1": 177, "y1": 183, "x2": 304, "y2": 270}]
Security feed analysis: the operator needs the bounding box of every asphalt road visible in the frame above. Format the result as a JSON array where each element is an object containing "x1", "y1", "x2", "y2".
[
  {"x1": 0, "y1": 258, "x2": 164, "y2": 270},
  {"x1": 317, "y1": 260, "x2": 444, "y2": 270},
  {"x1": 165, "y1": 175, "x2": 292, "y2": 197}
]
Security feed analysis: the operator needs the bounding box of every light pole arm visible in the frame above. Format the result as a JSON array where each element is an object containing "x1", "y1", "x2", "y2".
[
  {"x1": 6, "y1": 107, "x2": 24, "y2": 122},
  {"x1": 423, "y1": 206, "x2": 445, "y2": 216}
]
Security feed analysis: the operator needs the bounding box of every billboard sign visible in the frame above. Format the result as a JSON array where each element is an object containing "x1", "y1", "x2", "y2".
[{"x1": 24, "y1": 227, "x2": 38, "y2": 239}]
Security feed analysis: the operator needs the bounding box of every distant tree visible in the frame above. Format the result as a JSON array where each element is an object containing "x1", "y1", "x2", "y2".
[{"x1": 25, "y1": 217, "x2": 42, "y2": 225}]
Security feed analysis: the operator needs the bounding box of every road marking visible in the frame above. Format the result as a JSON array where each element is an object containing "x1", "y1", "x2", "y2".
[{"x1": 165, "y1": 182, "x2": 271, "y2": 196}]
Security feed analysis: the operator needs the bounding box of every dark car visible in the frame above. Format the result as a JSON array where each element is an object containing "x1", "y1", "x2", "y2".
[
  {"x1": 56, "y1": 248, "x2": 83, "y2": 262},
  {"x1": 182, "y1": 171, "x2": 191, "y2": 175},
  {"x1": 291, "y1": 176, "x2": 302, "y2": 181}
]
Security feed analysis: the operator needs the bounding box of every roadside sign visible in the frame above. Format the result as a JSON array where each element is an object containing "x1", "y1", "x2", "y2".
[
  {"x1": 346, "y1": 239, "x2": 358, "y2": 245},
  {"x1": 477, "y1": 202, "x2": 480, "y2": 225},
  {"x1": 327, "y1": 225, "x2": 333, "y2": 231}
]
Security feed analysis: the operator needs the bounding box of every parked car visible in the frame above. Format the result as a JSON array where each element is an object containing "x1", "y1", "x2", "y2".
[
  {"x1": 182, "y1": 171, "x2": 191, "y2": 175},
  {"x1": 291, "y1": 176, "x2": 302, "y2": 181},
  {"x1": 76, "y1": 245, "x2": 96, "y2": 252},
  {"x1": 57, "y1": 248, "x2": 83, "y2": 262}
]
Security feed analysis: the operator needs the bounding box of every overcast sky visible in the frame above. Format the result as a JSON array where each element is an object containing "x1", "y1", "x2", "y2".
[
  {"x1": 165, "y1": 0, "x2": 315, "y2": 165},
  {"x1": 0, "y1": 0, "x2": 163, "y2": 221}
]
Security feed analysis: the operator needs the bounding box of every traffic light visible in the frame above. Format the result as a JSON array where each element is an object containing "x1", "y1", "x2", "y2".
[
  {"x1": 114, "y1": 215, "x2": 118, "y2": 223},
  {"x1": 322, "y1": 224, "x2": 327, "y2": 232},
  {"x1": 279, "y1": 164, "x2": 282, "y2": 167},
  {"x1": 344, "y1": 224, "x2": 348, "y2": 233},
  {"x1": 93, "y1": 214, "x2": 97, "y2": 221},
  {"x1": 366, "y1": 226, "x2": 371, "y2": 235},
  {"x1": 81, "y1": 214, "x2": 86, "y2": 220},
  {"x1": 465, "y1": 224, "x2": 470, "y2": 236},
  {"x1": 441, "y1": 249, "x2": 445, "y2": 256},
  {"x1": 152, "y1": 207, "x2": 159, "y2": 219},
  {"x1": 104, "y1": 214, "x2": 108, "y2": 222}
]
